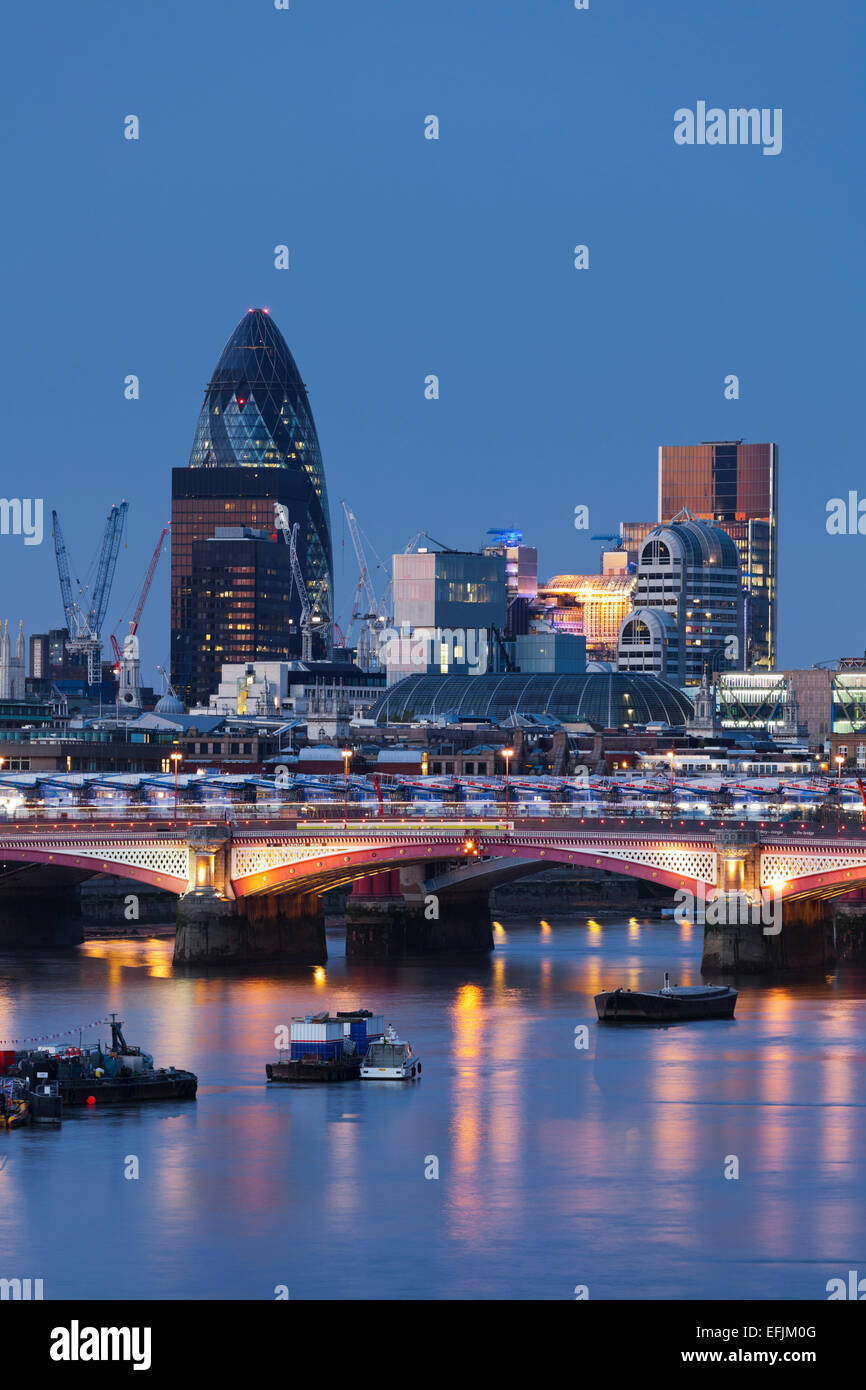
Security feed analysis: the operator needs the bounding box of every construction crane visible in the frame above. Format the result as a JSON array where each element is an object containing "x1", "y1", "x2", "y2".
[
  {"x1": 51, "y1": 502, "x2": 128, "y2": 685},
  {"x1": 340, "y1": 499, "x2": 390, "y2": 671},
  {"x1": 274, "y1": 505, "x2": 331, "y2": 662},
  {"x1": 110, "y1": 525, "x2": 169, "y2": 669}
]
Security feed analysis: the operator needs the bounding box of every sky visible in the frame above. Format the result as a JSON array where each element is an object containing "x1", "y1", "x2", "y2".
[{"x1": 2, "y1": 0, "x2": 864, "y2": 683}]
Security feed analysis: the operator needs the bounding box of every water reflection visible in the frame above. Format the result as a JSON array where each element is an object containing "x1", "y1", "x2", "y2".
[{"x1": 0, "y1": 919, "x2": 864, "y2": 1300}]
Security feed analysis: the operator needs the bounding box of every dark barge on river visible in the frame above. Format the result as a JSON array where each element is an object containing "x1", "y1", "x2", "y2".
[{"x1": 595, "y1": 975, "x2": 737, "y2": 1023}]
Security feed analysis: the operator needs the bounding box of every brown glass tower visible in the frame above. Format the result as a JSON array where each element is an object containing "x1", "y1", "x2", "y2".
[{"x1": 658, "y1": 442, "x2": 777, "y2": 669}]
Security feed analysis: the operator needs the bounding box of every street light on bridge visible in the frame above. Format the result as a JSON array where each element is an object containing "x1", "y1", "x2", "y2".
[
  {"x1": 342, "y1": 749, "x2": 352, "y2": 827},
  {"x1": 667, "y1": 751, "x2": 675, "y2": 825},
  {"x1": 170, "y1": 751, "x2": 183, "y2": 822},
  {"x1": 501, "y1": 748, "x2": 514, "y2": 820},
  {"x1": 836, "y1": 755, "x2": 844, "y2": 834}
]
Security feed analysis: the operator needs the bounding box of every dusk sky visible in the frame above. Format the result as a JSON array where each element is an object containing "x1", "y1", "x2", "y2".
[{"x1": 3, "y1": 0, "x2": 864, "y2": 680}]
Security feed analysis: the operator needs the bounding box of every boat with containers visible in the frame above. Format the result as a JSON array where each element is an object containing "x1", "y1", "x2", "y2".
[
  {"x1": 360, "y1": 1025, "x2": 421, "y2": 1080},
  {"x1": 267, "y1": 1009, "x2": 385, "y2": 1083},
  {"x1": 1, "y1": 1016, "x2": 197, "y2": 1106}
]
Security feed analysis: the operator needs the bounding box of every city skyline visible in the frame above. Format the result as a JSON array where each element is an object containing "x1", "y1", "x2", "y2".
[{"x1": 3, "y1": 1, "x2": 863, "y2": 681}]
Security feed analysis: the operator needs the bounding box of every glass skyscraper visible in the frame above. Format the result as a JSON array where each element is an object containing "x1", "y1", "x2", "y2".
[
  {"x1": 657, "y1": 441, "x2": 777, "y2": 669},
  {"x1": 171, "y1": 309, "x2": 333, "y2": 705}
]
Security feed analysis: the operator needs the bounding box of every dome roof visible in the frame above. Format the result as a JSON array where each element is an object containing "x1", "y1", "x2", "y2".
[
  {"x1": 155, "y1": 692, "x2": 185, "y2": 716},
  {"x1": 367, "y1": 672, "x2": 693, "y2": 728},
  {"x1": 640, "y1": 517, "x2": 740, "y2": 571}
]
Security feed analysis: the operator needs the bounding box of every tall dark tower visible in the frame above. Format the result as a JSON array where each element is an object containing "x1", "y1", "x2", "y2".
[{"x1": 171, "y1": 309, "x2": 333, "y2": 706}]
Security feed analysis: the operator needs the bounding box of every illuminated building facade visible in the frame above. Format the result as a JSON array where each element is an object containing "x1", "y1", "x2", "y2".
[
  {"x1": 387, "y1": 549, "x2": 507, "y2": 684},
  {"x1": 186, "y1": 527, "x2": 295, "y2": 709},
  {"x1": 171, "y1": 309, "x2": 333, "y2": 706},
  {"x1": 658, "y1": 441, "x2": 777, "y2": 669},
  {"x1": 536, "y1": 574, "x2": 636, "y2": 662},
  {"x1": 616, "y1": 514, "x2": 744, "y2": 686},
  {"x1": 483, "y1": 529, "x2": 538, "y2": 638}
]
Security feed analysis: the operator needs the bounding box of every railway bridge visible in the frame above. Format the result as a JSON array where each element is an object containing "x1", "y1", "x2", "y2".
[{"x1": 1, "y1": 817, "x2": 866, "y2": 970}]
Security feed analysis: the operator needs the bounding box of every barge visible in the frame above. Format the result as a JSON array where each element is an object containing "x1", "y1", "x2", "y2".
[
  {"x1": 4, "y1": 1016, "x2": 197, "y2": 1105},
  {"x1": 267, "y1": 1009, "x2": 384, "y2": 1084},
  {"x1": 595, "y1": 974, "x2": 737, "y2": 1023}
]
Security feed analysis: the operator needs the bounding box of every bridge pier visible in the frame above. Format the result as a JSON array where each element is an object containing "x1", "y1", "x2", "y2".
[
  {"x1": 701, "y1": 830, "x2": 836, "y2": 972},
  {"x1": 834, "y1": 892, "x2": 866, "y2": 963},
  {"x1": 346, "y1": 868, "x2": 492, "y2": 958},
  {"x1": 702, "y1": 897, "x2": 836, "y2": 973},
  {"x1": 173, "y1": 825, "x2": 327, "y2": 965},
  {"x1": 174, "y1": 891, "x2": 326, "y2": 965}
]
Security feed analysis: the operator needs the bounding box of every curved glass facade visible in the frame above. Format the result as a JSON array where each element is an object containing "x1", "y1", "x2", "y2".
[
  {"x1": 368, "y1": 672, "x2": 693, "y2": 728},
  {"x1": 171, "y1": 309, "x2": 333, "y2": 705},
  {"x1": 188, "y1": 308, "x2": 332, "y2": 602}
]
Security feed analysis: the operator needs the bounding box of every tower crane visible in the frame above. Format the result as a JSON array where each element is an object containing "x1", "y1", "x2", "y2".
[
  {"x1": 51, "y1": 502, "x2": 128, "y2": 685},
  {"x1": 274, "y1": 505, "x2": 331, "y2": 662},
  {"x1": 110, "y1": 525, "x2": 170, "y2": 669},
  {"x1": 340, "y1": 499, "x2": 390, "y2": 671}
]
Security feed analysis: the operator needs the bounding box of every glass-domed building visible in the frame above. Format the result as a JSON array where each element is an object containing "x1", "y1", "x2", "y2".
[
  {"x1": 367, "y1": 671, "x2": 693, "y2": 728},
  {"x1": 171, "y1": 309, "x2": 333, "y2": 705}
]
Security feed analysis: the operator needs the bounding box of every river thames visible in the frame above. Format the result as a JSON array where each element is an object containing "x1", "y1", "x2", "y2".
[{"x1": 1, "y1": 916, "x2": 864, "y2": 1301}]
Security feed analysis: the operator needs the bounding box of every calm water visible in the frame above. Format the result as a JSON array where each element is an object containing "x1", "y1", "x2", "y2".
[{"x1": 1, "y1": 917, "x2": 865, "y2": 1301}]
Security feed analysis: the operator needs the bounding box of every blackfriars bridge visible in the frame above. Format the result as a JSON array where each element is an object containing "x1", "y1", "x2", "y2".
[{"x1": 2, "y1": 816, "x2": 866, "y2": 971}]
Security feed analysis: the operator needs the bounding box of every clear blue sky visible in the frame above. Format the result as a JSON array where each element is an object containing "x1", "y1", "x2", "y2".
[{"x1": 2, "y1": 0, "x2": 864, "y2": 680}]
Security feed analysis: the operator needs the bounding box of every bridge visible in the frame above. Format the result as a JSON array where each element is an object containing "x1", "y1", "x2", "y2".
[{"x1": 2, "y1": 816, "x2": 866, "y2": 970}]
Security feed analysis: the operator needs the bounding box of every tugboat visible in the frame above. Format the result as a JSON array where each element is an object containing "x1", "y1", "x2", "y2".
[
  {"x1": 5, "y1": 1016, "x2": 197, "y2": 1105},
  {"x1": 360, "y1": 1025, "x2": 421, "y2": 1080},
  {"x1": 595, "y1": 973, "x2": 737, "y2": 1023}
]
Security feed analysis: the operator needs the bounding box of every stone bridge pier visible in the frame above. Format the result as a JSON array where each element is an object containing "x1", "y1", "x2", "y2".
[
  {"x1": 174, "y1": 826, "x2": 326, "y2": 966},
  {"x1": 346, "y1": 864, "x2": 493, "y2": 959},
  {"x1": 702, "y1": 830, "x2": 835, "y2": 973}
]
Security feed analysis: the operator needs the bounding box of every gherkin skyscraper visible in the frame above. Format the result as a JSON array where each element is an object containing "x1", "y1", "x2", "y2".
[{"x1": 171, "y1": 308, "x2": 334, "y2": 706}]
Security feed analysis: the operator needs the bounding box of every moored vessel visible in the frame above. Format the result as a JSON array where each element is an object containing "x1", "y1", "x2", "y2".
[
  {"x1": 595, "y1": 973, "x2": 737, "y2": 1023},
  {"x1": 3, "y1": 1016, "x2": 197, "y2": 1105},
  {"x1": 360, "y1": 1025, "x2": 421, "y2": 1080},
  {"x1": 267, "y1": 1008, "x2": 385, "y2": 1083}
]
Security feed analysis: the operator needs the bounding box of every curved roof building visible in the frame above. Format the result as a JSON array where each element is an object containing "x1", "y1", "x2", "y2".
[
  {"x1": 367, "y1": 672, "x2": 693, "y2": 728},
  {"x1": 172, "y1": 309, "x2": 333, "y2": 705},
  {"x1": 616, "y1": 511, "x2": 744, "y2": 688},
  {"x1": 188, "y1": 308, "x2": 332, "y2": 594},
  {"x1": 639, "y1": 515, "x2": 741, "y2": 572}
]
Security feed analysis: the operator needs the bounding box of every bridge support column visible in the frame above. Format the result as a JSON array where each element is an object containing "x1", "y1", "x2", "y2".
[
  {"x1": 175, "y1": 892, "x2": 326, "y2": 965},
  {"x1": 702, "y1": 897, "x2": 836, "y2": 973},
  {"x1": 834, "y1": 891, "x2": 866, "y2": 963},
  {"x1": 346, "y1": 867, "x2": 492, "y2": 958},
  {"x1": 702, "y1": 831, "x2": 835, "y2": 972},
  {"x1": 173, "y1": 825, "x2": 326, "y2": 965}
]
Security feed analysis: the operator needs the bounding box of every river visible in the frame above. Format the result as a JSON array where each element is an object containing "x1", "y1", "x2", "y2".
[{"x1": 1, "y1": 915, "x2": 864, "y2": 1300}]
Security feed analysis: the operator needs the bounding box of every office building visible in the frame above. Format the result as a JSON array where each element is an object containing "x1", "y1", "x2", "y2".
[
  {"x1": 29, "y1": 633, "x2": 49, "y2": 680},
  {"x1": 536, "y1": 574, "x2": 636, "y2": 662},
  {"x1": 171, "y1": 308, "x2": 333, "y2": 705},
  {"x1": 386, "y1": 549, "x2": 507, "y2": 683},
  {"x1": 616, "y1": 512, "x2": 744, "y2": 686},
  {"x1": 658, "y1": 441, "x2": 777, "y2": 668},
  {"x1": 185, "y1": 526, "x2": 296, "y2": 707},
  {"x1": 483, "y1": 529, "x2": 538, "y2": 635}
]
